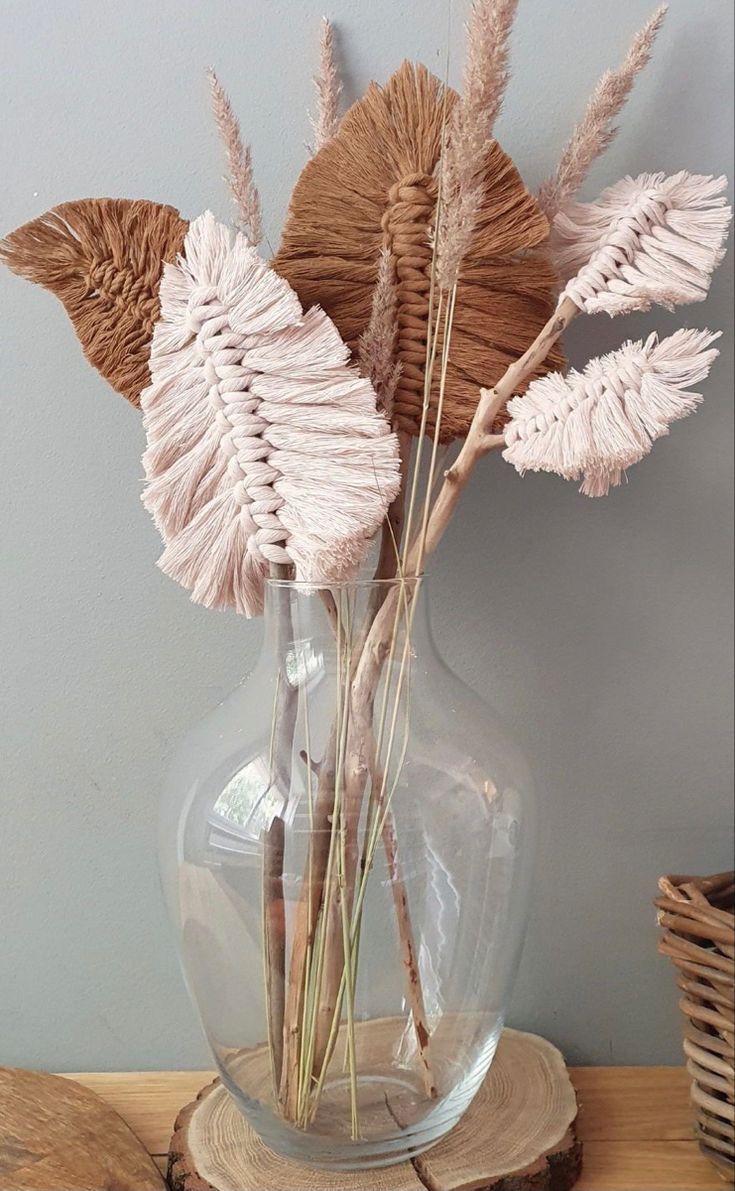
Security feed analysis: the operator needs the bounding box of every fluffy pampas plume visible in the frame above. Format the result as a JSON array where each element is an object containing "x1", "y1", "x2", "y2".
[
  {"x1": 555, "y1": 171, "x2": 732, "y2": 316},
  {"x1": 503, "y1": 328, "x2": 721, "y2": 496},
  {"x1": 537, "y1": 5, "x2": 667, "y2": 222},
  {"x1": 435, "y1": 0, "x2": 519, "y2": 291},
  {"x1": 0, "y1": 198, "x2": 187, "y2": 405},
  {"x1": 208, "y1": 69, "x2": 264, "y2": 245},
  {"x1": 310, "y1": 17, "x2": 342, "y2": 152},
  {"x1": 141, "y1": 212, "x2": 401, "y2": 615},
  {"x1": 358, "y1": 247, "x2": 401, "y2": 419}
]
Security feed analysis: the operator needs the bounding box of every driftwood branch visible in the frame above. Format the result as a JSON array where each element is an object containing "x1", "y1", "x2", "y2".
[
  {"x1": 421, "y1": 296, "x2": 579, "y2": 556},
  {"x1": 263, "y1": 562, "x2": 297, "y2": 1095}
]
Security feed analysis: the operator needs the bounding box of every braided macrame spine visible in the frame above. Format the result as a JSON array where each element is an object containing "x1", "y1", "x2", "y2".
[
  {"x1": 554, "y1": 171, "x2": 731, "y2": 315},
  {"x1": 141, "y1": 213, "x2": 401, "y2": 615},
  {"x1": 503, "y1": 328, "x2": 721, "y2": 496},
  {"x1": 381, "y1": 172, "x2": 437, "y2": 434}
]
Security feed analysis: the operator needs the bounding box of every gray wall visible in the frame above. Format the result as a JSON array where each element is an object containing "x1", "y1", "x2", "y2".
[{"x1": 1, "y1": 0, "x2": 732, "y2": 1071}]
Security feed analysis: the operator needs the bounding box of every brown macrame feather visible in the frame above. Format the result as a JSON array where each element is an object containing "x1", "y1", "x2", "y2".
[
  {"x1": 273, "y1": 61, "x2": 563, "y2": 440},
  {"x1": 1, "y1": 198, "x2": 188, "y2": 406}
]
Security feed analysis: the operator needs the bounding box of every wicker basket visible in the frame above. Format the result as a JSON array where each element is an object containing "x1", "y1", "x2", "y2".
[{"x1": 657, "y1": 871, "x2": 735, "y2": 1180}]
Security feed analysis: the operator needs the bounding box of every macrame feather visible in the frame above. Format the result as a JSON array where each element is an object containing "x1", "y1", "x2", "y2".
[
  {"x1": 0, "y1": 198, "x2": 187, "y2": 405},
  {"x1": 141, "y1": 212, "x2": 401, "y2": 615},
  {"x1": 274, "y1": 61, "x2": 563, "y2": 441},
  {"x1": 555, "y1": 171, "x2": 732, "y2": 316},
  {"x1": 503, "y1": 328, "x2": 720, "y2": 496}
]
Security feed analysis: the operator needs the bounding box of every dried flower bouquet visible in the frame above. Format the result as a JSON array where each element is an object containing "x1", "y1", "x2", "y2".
[{"x1": 3, "y1": 0, "x2": 730, "y2": 1146}]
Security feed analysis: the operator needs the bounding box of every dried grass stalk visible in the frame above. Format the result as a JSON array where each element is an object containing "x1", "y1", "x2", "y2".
[
  {"x1": 310, "y1": 17, "x2": 342, "y2": 152},
  {"x1": 274, "y1": 61, "x2": 562, "y2": 441},
  {"x1": 435, "y1": 0, "x2": 519, "y2": 291},
  {"x1": 358, "y1": 247, "x2": 401, "y2": 418},
  {"x1": 0, "y1": 198, "x2": 188, "y2": 405},
  {"x1": 537, "y1": 5, "x2": 667, "y2": 222},
  {"x1": 208, "y1": 68, "x2": 264, "y2": 245}
]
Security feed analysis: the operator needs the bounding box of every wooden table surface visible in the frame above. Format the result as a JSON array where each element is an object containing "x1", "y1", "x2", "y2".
[{"x1": 63, "y1": 1066, "x2": 723, "y2": 1191}]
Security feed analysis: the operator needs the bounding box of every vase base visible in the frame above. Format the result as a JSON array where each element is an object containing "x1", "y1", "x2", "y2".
[{"x1": 168, "y1": 1026, "x2": 583, "y2": 1189}]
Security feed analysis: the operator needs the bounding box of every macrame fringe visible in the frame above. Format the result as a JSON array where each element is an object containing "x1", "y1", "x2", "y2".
[
  {"x1": 503, "y1": 328, "x2": 721, "y2": 496},
  {"x1": 0, "y1": 198, "x2": 188, "y2": 404},
  {"x1": 141, "y1": 212, "x2": 400, "y2": 615},
  {"x1": 554, "y1": 171, "x2": 732, "y2": 315}
]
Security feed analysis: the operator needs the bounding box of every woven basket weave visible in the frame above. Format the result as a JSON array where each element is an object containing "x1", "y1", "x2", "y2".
[{"x1": 657, "y1": 871, "x2": 735, "y2": 1180}]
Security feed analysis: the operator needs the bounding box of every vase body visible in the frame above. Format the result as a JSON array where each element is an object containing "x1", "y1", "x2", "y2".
[{"x1": 159, "y1": 578, "x2": 536, "y2": 1170}]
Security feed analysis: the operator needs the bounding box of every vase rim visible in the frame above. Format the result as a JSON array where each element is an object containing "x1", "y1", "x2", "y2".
[{"x1": 266, "y1": 574, "x2": 426, "y2": 591}]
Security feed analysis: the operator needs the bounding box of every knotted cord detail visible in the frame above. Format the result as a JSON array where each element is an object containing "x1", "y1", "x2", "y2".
[
  {"x1": 186, "y1": 289, "x2": 291, "y2": 567},
  {"x1": 381, "y1": 172, "x2": 437, "y2": 436},
  {"x1": 503, "y1": 328, "x2": 721, "y2": 497},
  {"x1": 86, "y1": 257, "x2": 160, "y2": 327},
  {"x1": 553, "y1": 171, "x2": 731, "y2": 317},
  {"x1": 561, "y1": 187, "x2": 672, "y2": 311}
]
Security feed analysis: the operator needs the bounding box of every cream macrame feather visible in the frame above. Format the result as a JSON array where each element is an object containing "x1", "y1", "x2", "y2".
[
  {"x1": 502, "y1": 328, "x2": 720, "y2": 496},
  {"x1": 141, "y1": 212, "x2": 401, "y2": 615},
  {"x1": 553, "y1": 171, "x2": 731, "y2": 315}
]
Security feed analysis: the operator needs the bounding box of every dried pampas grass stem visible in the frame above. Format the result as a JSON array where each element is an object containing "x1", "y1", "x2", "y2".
[
  {"x1": 435, "y1": 0, "x2": 519, "y2": 291},
  {"x1": 538, "y1": 5, "x2": 668, "y2": 222},
  {"x1": 310, "y1": 17, "x2": 343, "y2": 151},
  {"x1": 358, "y1": 247, "x2": 401, "y2": 418},
  {"x1": 208, "y1": 68, "x2": 264, "y2": 245}
]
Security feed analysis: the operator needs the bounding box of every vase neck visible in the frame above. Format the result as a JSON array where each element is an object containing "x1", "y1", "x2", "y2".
[{"x1": 262, "y1": 577, "x2": 430, "y2": 669}]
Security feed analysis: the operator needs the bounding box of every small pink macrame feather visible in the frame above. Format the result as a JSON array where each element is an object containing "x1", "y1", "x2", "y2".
[
  {"x1": 502, "y1": 327, "x2": 720, "y2": 496},
  {"x1": 141, "y1": 212, "x2": 401, "y2": 615},
  {"x1": 553, "y1": 171, "x2": 731, "y2": 315}
]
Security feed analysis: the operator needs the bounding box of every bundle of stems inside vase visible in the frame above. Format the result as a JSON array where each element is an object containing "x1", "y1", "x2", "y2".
[{"x1": 261, "y1": 234, "x2": 579, "y2": 1132}]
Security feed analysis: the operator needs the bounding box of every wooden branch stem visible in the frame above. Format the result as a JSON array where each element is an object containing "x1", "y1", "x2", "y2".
[
  {"x1": 421, "y1": 296, "x2": 579, "y2": 558},
  {"x1": 352, "y1": 297, "x2": 581, "y2": 695},
  {"x1": 263, "y1": 562, "x2": 297, "y2": 1096}
]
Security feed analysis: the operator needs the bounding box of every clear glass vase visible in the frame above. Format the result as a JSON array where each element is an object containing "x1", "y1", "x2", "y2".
[{"x1": 159, "y1": 577, "x2": 536, "y2": 1170}]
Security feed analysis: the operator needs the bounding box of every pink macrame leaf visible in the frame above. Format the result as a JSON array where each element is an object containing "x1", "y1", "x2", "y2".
[
  {"x1": 141, "y1": 212, "x2": 401, "y2": 615},
  {"x1": 553, "y1": 171, "x2": 731, "y2": 316},
  {"x1": 502, "y1": 327, "x2": 720, "y2": 497}
]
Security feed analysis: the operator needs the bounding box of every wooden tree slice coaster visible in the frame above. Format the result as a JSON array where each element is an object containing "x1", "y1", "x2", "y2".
[
  {"x1": 0, "y1": 1067, "x2": 165, "y2": 1190},
  {"x1": 168, "y1": 1028, "x2": 582, "y2": 1191}
]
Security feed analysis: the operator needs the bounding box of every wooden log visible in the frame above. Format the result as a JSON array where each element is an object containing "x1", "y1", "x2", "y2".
[
  {"x1": 0, "y1": 1067, "x2": 165, "y2": 1190},
  {"x1": 167, "y1": 1025, "x2": 581, "y2": 1191}
]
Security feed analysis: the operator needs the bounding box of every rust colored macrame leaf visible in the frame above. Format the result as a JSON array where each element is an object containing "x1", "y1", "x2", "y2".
[
  {"x1": 274, "y1": 61, "x2": 564, "y2": 440},
  {"x1": 1, "y1": 198, "x2": 188, "y2": 406}
]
